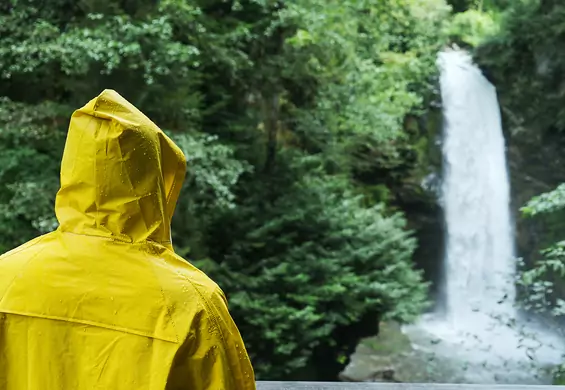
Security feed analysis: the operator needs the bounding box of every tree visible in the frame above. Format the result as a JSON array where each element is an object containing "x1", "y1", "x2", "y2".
[
  {"x1": 0, "y1": 0, "x2": 447, "y2": 379},
  {"x1": 196, "y1": 157, "x2": 429, "y2": 377}
]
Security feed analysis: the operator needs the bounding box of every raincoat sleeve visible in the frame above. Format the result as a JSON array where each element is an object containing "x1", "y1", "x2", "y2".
[{"x1": 167, "y1": 287, "x2": 256, "y2": 390}]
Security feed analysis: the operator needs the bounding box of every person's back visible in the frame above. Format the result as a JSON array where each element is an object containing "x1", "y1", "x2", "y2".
[{"x1": 0, "y1": 90, "x2": 255, "y2": 390}]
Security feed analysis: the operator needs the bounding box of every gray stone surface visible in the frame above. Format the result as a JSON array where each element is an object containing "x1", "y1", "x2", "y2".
[
  {"x1": 339, "y1": 320, "x2": 559, "y2": 385},
  {"x1": 339, "y1": 321, "x2": 461, "y2": 384},
  {"x1": 257, "y1": 382, "x2": 565, "y2": 390}
]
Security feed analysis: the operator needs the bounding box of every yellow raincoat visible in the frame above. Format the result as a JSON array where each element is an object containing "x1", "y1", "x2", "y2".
[{"x1": 0, "y1": 90, "x2": 255, "y2": 390}]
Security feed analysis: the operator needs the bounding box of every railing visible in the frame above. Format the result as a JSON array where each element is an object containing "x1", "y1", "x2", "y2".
[{"x1": 256, "y1": 382, "x2": 565, "y2": 390}]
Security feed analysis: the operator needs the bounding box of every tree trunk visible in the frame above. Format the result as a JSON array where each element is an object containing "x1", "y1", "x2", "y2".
[{"x1": 263, "y1": 93, "x2": 280, "y2": 173}]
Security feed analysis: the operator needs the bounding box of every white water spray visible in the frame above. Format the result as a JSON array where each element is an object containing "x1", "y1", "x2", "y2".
[
  {"x1": 441, "y1": 49, "x2": 516, "y2": 326},
  {"x1": 402, "y1": 50, "x2": 564, "y2": 384}
]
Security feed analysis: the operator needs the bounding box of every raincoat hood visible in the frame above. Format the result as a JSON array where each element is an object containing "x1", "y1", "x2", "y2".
[{"x1": 55, "y1": 89, "x2": 186, "y2": 249}]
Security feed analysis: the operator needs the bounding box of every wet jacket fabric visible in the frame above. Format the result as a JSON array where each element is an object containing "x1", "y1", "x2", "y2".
[{"x1": 0, "y1": 89, "x2": 255, "y2": 390}]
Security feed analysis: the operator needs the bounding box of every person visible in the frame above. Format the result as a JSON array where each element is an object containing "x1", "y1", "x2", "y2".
[{"x1": 0, "y1": 89, "x2": 255, "y2": 390}]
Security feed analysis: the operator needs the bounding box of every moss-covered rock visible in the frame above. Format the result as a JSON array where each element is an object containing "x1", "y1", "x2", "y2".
[
  {"x1": 399, "y1": 109, "x2": 444, "y2": 302},
  {"x1": 341, "y1": 320, "x2": 558, "y2": 384},
  {"x1": 339, "y1": 321, "x2": 461, "y2": 383}
]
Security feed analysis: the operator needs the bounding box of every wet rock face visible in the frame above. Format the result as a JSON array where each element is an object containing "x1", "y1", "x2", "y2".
[
  {"x1": 397, "y1": 110, "x2": 445, "y2": 303},
  {"x1": 505, "y1": 122, "x2": 565, "y2": 299},
  {"x1": 339, "y1": 321, "x2": 462, "y2": 384},
  {"x1": 340, "y1": 321, "x2": 557, "y2": 385},
  {"x1": 339, "y1": 368, "x2": 400, "y2": 383}
]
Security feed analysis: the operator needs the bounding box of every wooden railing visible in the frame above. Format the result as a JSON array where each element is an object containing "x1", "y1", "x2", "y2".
[{"x1": 256, "y1": 382, "x2": 565, "y2": 390}]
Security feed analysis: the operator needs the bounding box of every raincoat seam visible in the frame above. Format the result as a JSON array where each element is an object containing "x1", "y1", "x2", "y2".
[
  {"x1": 101, "y1": 114, "x2": 109, "y2": 233},
  {"x1": 176, "y1": 273, "x2": 236, "y2": 376},
  {"x1": 144, "y1": 249, "x2": 180, "y2": 344},
  {"x1": 160, "y1": 132, "x2": 179, "y2": 243},
  {"x1": 152, "y1": 253, "x2": 229, "y2": 349},
  {"x1": 58, "y1": 230, "x2": 171, "y2": 246},
  {"x1": 0, "y1": 310, "x2": 178, "y2": 343},
  {"x1": 0, "y1": 236, "x2": 47, "y2": 308},
  {"x1": 0, "y1": 236, "x2": 45, "y2": 262},
  {"x1": 94, "y1": 116, "x2": 104, "y2": 232}
]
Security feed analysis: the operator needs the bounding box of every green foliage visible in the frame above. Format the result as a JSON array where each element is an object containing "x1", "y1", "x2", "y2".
[
  {"x1": 518, "y1": 242, "x2": 565, "y2": 316},
  {"x1": 171, "y1": 133, "x2": 251, "y2": 259},
  {"x1": 284, "y1": 0, "x2": 449, "y2": 145},
  {"x1": 487, "y1": 0, "x2": 565, "y2": 329},
  {"x1": 519, "y1": 186, "x2": 565, "y2": 382},
  {"x1": 0, "y1": 98, "x2": 69, "y2": 251},
  {"x1": 447, "y1": 9, "x2": 499, "y2": 47},
  {"x1": 480, "y1": 2, "x2": 565, "y2": 381},
  {"x1": 520, "y1": 184, "x2": 565, "y2": 253},
  {"x1": 278, "y1": 0, "x2": 450, "y2": 205},
  {"x1": 521, "y1": 183, "x2": 565, "y2": 217},
  {"x1": 174, "y1": 133, "x2": 251, "y2": 211},
  {"x1": 0, "y1": 0, "x2": 446, "y2": 379},
  {"x1": 448, "y1": 0, "x2": 511, "y2": 12},
  {"x1": 199, "y1": 162, "x2": 428, "y2": 377},
  {"x1": 555, "y1": 368, "x2": 565, "y2": 385},
  {"x1": 476, "y1": 0, "x2": 565, "y2": 133},
  {"x1": 518, "y1": 246, "x2": 565, "y2": 383}
]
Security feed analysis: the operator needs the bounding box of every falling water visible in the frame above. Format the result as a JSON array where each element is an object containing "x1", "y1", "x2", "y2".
[
  {"x1": 440, "y1": 49, "x2": 515, "y2": 326},
  {"x1": 401, "y1": 50, "x2": 564, "y2": 384}
]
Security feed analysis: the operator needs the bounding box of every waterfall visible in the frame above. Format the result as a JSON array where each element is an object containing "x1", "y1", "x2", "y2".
[
  {"x1": 440, "y1": 50, "x2": 516, "y2": 327},
  {"x1": 401, "y1": 49, "x2": 564, "y2": 385}
]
